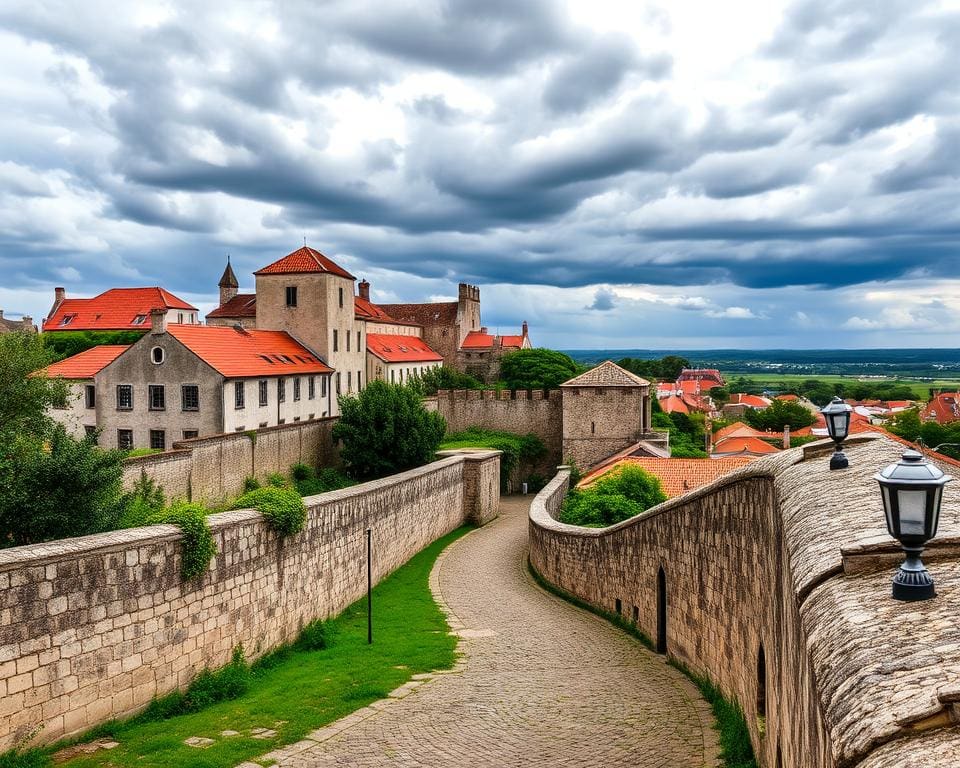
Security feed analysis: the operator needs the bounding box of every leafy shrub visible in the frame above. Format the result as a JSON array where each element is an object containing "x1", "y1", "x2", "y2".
[
  {"x1": 147, "y1": 502, "x2": 216, "y2": 581},
  {"x1": 0, "y1": 331, "x2": 68, "y2": 443},
  {"x1": 294, "y1": 619, "x2": 332, "y2": 652},
  {"x1": 41, "y1": 330, "x2": 146, "y2": 360},
  {"x1": 266, "y1": 472, "x2": 289, "y2": 488},
  {"x1": 142, "y1": 646, "x2": 250, "y2": 720},
  {"x1": 291, "y1": 465, "x2": 355, "y2": 496},
  {"x1": 560, "y1": 465, "x2": 666, "y2": 527},
  {"x1": 233, "y1": 486, "x2": 307, "y2": 536},
  {"x1": 439, "y1": 427, "x2": 546, "y2": 491},
  {"x1": 410, "y1": 365, "x2": 484, "y2": 395},
  {"x1": 333, "y1": 381, "x2": 446, "y2": 481},
  {"x1": 243, "y1": 476, "x2": 261, "y2": 493},
  {"x1": 744, "y1": 399, "x2": 815, "y2": 431},
  {"x1": 290, "y1": 463, "x2": 312, "y2": 482},
  {"x1": 118, "y1": 472, "x2": 166, "y2": 529},
  {"x1": 0, "y1": 426, "x2": 126, "y2": 547},
  {"x1": 499, "y1": 348, "x2": 583, "y2": 390}
]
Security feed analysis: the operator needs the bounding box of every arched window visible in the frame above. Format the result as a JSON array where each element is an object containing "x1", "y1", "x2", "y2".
[{"x1": 151, "y1": 346, "x2": 164, "y2": 364}]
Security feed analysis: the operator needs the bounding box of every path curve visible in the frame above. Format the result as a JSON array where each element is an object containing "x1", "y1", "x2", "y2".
[{"x1": 254, "y1": 496, "x2": 718, "y2": 767}]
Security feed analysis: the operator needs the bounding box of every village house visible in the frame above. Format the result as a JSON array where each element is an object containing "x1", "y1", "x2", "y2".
[
  {"x1": 43, "y1": 286, "x2": 199, "y2": 331},
  {"x1": 0, "y1": 309, "x2": 35, "y2": 333},
  {"x1": 40, "y1": 345, "x2": 130, "y2": 439}
]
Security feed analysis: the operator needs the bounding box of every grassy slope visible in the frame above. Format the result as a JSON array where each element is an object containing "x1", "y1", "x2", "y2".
[{"x1": 59, "y1": 527, "x2": 471, "y2": 768}]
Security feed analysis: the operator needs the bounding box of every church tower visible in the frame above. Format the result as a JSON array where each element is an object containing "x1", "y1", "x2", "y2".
[{"x1": 218, "y1": 257, "x2": 239, "y2": 307}]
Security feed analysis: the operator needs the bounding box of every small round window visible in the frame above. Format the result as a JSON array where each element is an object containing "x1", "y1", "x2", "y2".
[{"x1": 151, "y1": 346, "x2": 165, "y2": 364}]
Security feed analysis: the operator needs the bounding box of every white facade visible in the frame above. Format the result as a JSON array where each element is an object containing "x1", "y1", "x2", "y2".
[
  {"x1": 368, "y1": 359, "x2": 442, "y2": 386},
  {"x1": 49, "y1": 380, "x2": 96, "y2": 439},
  {"x1": 221, "y1": 374, "x2": 334, "y2": 432}
]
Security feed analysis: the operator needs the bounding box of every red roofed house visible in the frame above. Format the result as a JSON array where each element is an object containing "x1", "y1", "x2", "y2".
[
  {"x1": 921, "y1": 392, "x2": 960, "y2": 425},
  {"x1": 677, "y1": 368, "x2": 725, "y2": 388},
  {"x1": 722, "y1": 393, "x2": 772, "y2": 418},
  {"x1": 711, "y1": 435, "x2": 780, "y2": 458},
  {"x1": 61, "y1": 308, "x2": 333, "y2": 450},
  {"x1": 366, "y1": 334, "x2": 443, "y2": 385},
  {"x1": 44, "y1": 287, "x2": 199, "y2": 332},
  {"x1": 40, "y1": 345, "x2": 130, "y2": 439},
  {"x1": 456, "y1": 321, "x2": 532, "y2": 382}
]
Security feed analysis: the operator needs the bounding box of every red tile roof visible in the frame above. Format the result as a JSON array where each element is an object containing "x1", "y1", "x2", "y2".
[
  {"x1": 713, "y1": 422, "x2": 765, "y2": 441},
  {"x1": 207, "y1": 293, "x2": 257, "y2": 319},
  {"x1": 729, "y1": 393, "x2": 772, "y2": 408},
  {"x1": 254, "y1": 246, "x2": 355, "y2": 280},
  {"x1": 354, "y1": 297, "x2": 399, "y2": 323},
  {"x1": 377, "y1": 301, "x2": 458, "y2": 327},
  {"x1": 712, "y1": 435, "x2": 780, "y2": 456},
  {"x1": 167, "y1": 325, "x2": 332, "y2": 378},
  {"x1": 366, "y1": 334, "x2": 443, "y2": 363},
  {"x1": 921, "y1": 392, "x2": 960, "y2": 424},
  {"x1": 580, "y1": 457, "x2": 755, "y2": 497},
  {"x1": 885, "y1": 400, "x2": 914, "y2": 410},
  {"x1": 461, "y1": 330, "x2": 496, "y2": 349},
  {"x1": 500, "y1": 335, "x2": 524, "y2": 348},
  {"x1": 39, "y1": 345, "x2": 130, "y2": 379},
  {"x1": 775, "y1": 393, "x2": 799, "y2": 401},
  {"x1": 43, "y1": 288, "x2": 197, "y2": 332},
  {"x1": 660, "y1": 394, "x2": 690, "y2": 414},
  {"x1": 678, "y1": 368, "x2": 724, "y2": 387}
]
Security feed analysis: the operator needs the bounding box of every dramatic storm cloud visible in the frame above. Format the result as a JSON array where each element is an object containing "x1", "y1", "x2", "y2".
[{"x1": 1, "y1": 0, "x2": 959, "y2": 348}]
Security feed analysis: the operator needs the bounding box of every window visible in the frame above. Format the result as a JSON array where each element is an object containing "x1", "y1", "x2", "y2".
[
  {"x1": 391, "y1": 370, "x2": 395, "y2": 383},
  {"x1": 333, "y1": 329, "x2": 338, "y2": 352},
  {"x1": 321, "y1": 376, "x2": 327, "y2": 397},
  {"x1": 338, "y1": 286, "x2": 343, "y2": 308},
  {"x1": 60, "y1": 314, "x2": 74, "y2": 326},
  {"x1": 148, "y1": 385, "x2": 165, "y2": 411},
  {"x1": 347, "y1": 371, "x2": 352, "y2": 391},
  {"x1": 181, "y1": 385, "x2": 199, "y2": 411},
  {"x1": 356, "y1": 330, "x2": 360, "y2": 351},
  {"x1": 278, "y1": 418, "x2": 285, "y2": 425},
  {"x1": 235, "y1": 381, "x2": 245, "y2": 409},
  {"x1": 293, "y1": 377, "x2": 301, "y2": 401},
  {"x1": 336, "y1": 373, "x2": 341, "y2": 394},
  {"x1": 278, "y1": 378, "x2": 286, "y2": 403},
  {"x1": 84, "y1": 425, "x2": 97, "y2": 441},
  {"x1": 151, "y1": 346, "x2": 164, "y2": 364},
  {"x1": 131, "y1": 314, "x2": 146, "y2": 325},
  {"x1": 149, "y1": 430, "x2": 165, "y2": 450},
  {"x1": 85, "y1": 385, "x2": 96, "y2": 409},
  {"x1": 178, "y1": 313, "x2": 183, "y2": 323},
  {"x1": 259, "y1": 379, "x2": 268, "y2": 406},
  {"x1": 347, "y1": 331, "x2": 350, "y2": 352},
  {"x1": 357, "y1": 370, "x2": 362, "y2": 390},
  {"x1": 308, "y1": 376, "x2": 315, "y2": 400},
  {"x1": 182, "y1": 430, "x2": 198, "y2": 439},
  {"x1": 117, "y1": 384, "x2": 133, "y2": 411},
  {"x1": 294, "y1": 416, "x2": 301, "y2": 422},
  {"x1": 117, "y1": 429, "x2": 133, "y2": 450},
  {"x1": 286, "y1": 286, "x2": 298, "y2": 307}
]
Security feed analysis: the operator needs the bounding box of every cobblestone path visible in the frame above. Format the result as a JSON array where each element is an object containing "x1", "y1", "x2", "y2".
[{"x1": 245, "y1": 496, "x2": 718, "y2": 768}]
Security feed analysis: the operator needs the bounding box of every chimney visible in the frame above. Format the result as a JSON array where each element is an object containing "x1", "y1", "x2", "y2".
[
  {"x1": 358, "y1": 279, "x2": 370, "y2": 301},
  {"x1": 150, "y1": 307, "x2": 168, "y2": 335},
  {"x1": 22, "y1": 316, "x2": 33, "y2": 332},
  {"x1": 521, "y1": 320, "x2": 528, "y2": 338},
  {"x1": 480, "y1": 326, "x2": 488, "y2": 334},
  {"x1": 783, "y1": 424, "x2": 791, "y2": 450},
  {"x1": 50, "y1": 287, "x2": 66, "y2": 318},
  {"x1": 0, "y1": 309, "x2": 3, "y2": 319}
]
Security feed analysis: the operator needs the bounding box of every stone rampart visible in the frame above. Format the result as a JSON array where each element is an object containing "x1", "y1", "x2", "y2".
[
  {"x1": 0, "y1": 449, "x2": 500, "y2": 750},
  {"x1": 530, "y1": 436, "x2": 960, "y2": 768},
  {"x1": 121, "y1": 418, "x2": 339, "y2": 502}
]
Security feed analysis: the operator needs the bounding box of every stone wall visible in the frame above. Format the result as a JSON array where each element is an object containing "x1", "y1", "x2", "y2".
[
  {"x1": 0, "y1": 450, "x2": 500, "y2": 751},
  {"x1": 121, "y1": 418, "x2": 340, "y2": 503},
  {"x1": 433, "y1": 388, "x2": 563, "y2": 466},
  {"x1": 529, "y1": 437, "x2": 960, "y2": 768}
]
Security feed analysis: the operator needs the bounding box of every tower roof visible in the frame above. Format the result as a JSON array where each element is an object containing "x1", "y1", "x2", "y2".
[
  {"x1": 218, "y1": 259, "x2": 239, "y2": 288},
  {"x1": 560, "y1": 360, "x2": 650, "y2": 388},
  {"x1": 254, "y1": 246, "x2": 355, "y2": 280}
]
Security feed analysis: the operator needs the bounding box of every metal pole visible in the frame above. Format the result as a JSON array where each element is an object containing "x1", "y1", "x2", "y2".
[{"x1": 367, "y1": 528, "x2": 372, "y2": 645}]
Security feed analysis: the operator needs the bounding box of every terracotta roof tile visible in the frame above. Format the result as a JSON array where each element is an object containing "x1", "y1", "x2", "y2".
[
  {"x1": 39, "y1": 345, "x2": 130, "y2": 379},
  {"x1": 561, "y1": 360, "x2": 650, "y2": 387},
  {"x1": 354, "y1": 296, "x2": 398, "y2": 322},
  {"x1": 461, "y1": 331, "x2": 496, "y2": 349},
  {"x1": 713, "y1": 421, "x2": 766, "y2": 441},
  {"x1": 500, "y1": 335, "x2": 525, "y2": 348},
  {"x1": 730, "y1": 393, "x2": 772, "y2": 408},
  {"x1": 367, "y1": 334, "x2": 443, "y2": 363},
  {"x1": 207, "y1": 293, "x2": 257, "y2": 319},
  {"x1": 712, "y1": 435, "x2": 780, "y2": 456},
  {"x1": 580, "y1": 457, "x2": 754, "y2": 497},
  {"x1": 660, "y1": 394, "x2": 689, "y2": 414},
  {"x1": 167, "y1": 325, "x2": 332, "y2": 378},
  {"x1": 254, "y1": 246, "x2": 354, "y2": 280},
  {"x1": 43, "y1": 287, "x2": 197, "y2": 332},
  {"x1": 378, "y1": 301, "x2": 458, "y2": 327}
]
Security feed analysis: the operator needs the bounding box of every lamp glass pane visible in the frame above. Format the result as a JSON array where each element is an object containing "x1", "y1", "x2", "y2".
[
  {"x1": 831, "y1": 413, "x2": 848, "y2": 437},
  {"x1": 881, "y1": 486, "x2": 894, "y2": 535},
  {"x1": 897, "y1": 489, "x2": 927, "y2": 536}
]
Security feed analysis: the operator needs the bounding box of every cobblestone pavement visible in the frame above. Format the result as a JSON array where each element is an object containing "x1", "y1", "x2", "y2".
[{"x1": 243, "y1": 497, "x2": 718, "y2": 768}]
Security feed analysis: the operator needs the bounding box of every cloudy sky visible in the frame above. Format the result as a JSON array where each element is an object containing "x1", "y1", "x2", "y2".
[{"x1": 2, "y1": 0, "x2": 959, "y2": 349}]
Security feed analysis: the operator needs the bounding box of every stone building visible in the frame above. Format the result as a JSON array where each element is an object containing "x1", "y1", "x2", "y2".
[
  {"x1": 366, "y1": 333, "x2": 443, "y2": 385},
  {"x1": 40, "y1": 345, "x2": 129, "y2": 438},
  {"x1": 0, "y1": 310, "x2": 35, "y2": 333},
  {"x1": 456, "y1": 321, "x2": 532, "y2": 382},
  {"x1": 560, "y1": 360, "x2": 653, "y2": 469},
  {"x1": 84, "y1": 309, "x2": 332, "y2": 450},
  {"x1": 43, "y1": 286, "x2": 199, "y2": 332}
]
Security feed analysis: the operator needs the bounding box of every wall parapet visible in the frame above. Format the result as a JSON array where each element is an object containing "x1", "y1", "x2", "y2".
[
  {"x1": 529, "y1": 434, "x2": 960, "y2": 768},
  {"x1": 0, "y1": 451, "x2": 500, "y2": 751}
]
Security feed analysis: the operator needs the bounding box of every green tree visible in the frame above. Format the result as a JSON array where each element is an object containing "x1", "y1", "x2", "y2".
[
  {"x1": 744, "y1": 400, "x2": 816, "y2": 431},
  {"x1": 499, "y1": 349, "x2": 582, "y2": 390},
  {"x1": 0, "y1": 331, "x2": 68, "y2": 442},
  {"x1": 332, "y1": 381, "x2": 446, "y2": 481},
  {"x1": 42, "y1": 330, "x2": 146, "y2": 359},
  {"x1": 0, "y1": 426, "x2": 126, "y2": 547},
  {"x1": 887, "y1": 408, "x2": 922, "y2": 441},
  {"x1": 658, "y1": 355, "x2": 690, "y2": 381},
  {"x1": 560, "y1": 465, "x2": 667, "y2": 527},
  {"x1": 411, "y1": 365, "x2": 484, "y2": 395}
]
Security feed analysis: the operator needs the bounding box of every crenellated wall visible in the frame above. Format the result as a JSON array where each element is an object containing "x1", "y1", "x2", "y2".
[
  {"x1": 121, "y1": 418, "x2": 340, "y2": 502},
  {"x1": 529, "y1": 436, "x2": 960, "y2": 768},
  {"x1": 0, "y1": 450, "x2": 500, "y2": 751}
]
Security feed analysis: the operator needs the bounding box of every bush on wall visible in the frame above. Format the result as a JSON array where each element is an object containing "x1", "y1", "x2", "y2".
[
  {"x1": 560, "y1": 464, "x2": 667, "y2": 527},
  {"x1": 233, "y1": 486, "x2": 307, "y2": 536},
  {"x1": 147, "y1": 502, "x2": 217, "y2": 581}
]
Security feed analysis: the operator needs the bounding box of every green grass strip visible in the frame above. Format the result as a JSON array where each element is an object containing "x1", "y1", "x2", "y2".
[
  {"x1": 19, "y1": 526, "x2": 472, "y2": 768},
  {"x1": 527, "y1": 559, "x2": 757, "y2": 768}
]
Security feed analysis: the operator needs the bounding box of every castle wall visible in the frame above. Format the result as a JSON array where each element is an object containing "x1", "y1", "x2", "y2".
[
  {"x1": 120, "y1": 418, "x2": 340, "y2": 503},
  {"x1": 0, "y1": 450, "x2": 501, "y2": 751}
]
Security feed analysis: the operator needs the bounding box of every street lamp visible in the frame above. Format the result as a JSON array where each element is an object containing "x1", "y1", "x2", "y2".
[
  {"x1": 822, "y1": 396, "x2": 853, "y2": 469},
  {"x1": 874, "y1": 449, "x2": 953, "y2": 601}
]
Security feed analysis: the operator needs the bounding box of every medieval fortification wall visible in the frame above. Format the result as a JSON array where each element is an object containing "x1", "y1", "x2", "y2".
[
  {"x1": 0, "y1": 450, "x2": 500, "y2": 750},
  {"x1": 530, "y1": 435, "x2": 960, "y2": 768}
]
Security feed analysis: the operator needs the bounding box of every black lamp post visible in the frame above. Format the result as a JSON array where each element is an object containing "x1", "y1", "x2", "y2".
[
  {"x1": 822, "y1": 396, "x2": 853, "y2": 469},
  {"x1": 874, "y1": 449, "x2": 953, "y2": 601}
]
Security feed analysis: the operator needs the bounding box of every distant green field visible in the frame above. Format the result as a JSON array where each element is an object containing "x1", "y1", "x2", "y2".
[{"x1": 722, "y1": 373, "x2": 960, "y2": 400}]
